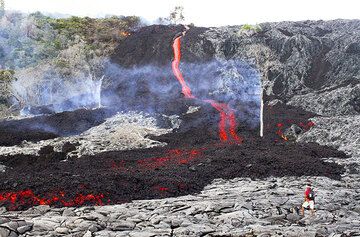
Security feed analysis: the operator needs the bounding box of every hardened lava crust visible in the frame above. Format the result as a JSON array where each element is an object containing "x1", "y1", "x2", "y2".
[{"x1": 0, "y1": 102, "x2": 347, "y2": 210}]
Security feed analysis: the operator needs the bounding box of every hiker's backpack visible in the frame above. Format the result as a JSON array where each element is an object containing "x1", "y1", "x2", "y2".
[{"x1": 308, "y1": 189, "x2": 315, "y2": 200}]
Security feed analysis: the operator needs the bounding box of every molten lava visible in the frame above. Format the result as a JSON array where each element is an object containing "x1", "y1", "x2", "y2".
[
  {"x1": 111, "y1": 148, "x2": 203, "y2": 172},
  {"x1": 299, "y1": 121, "x2": 316, "y2": 130},
  {"x1": 204, "y1": 100, "x2": 243, "y2": 142},
  {"x1": 0, "y1": 190, "x2": 107, "y2": 210},
  {"x1": 275, "y1": 121, "x2": 315, "y2": 141},
  {"x1": 276, "y1": 123, "x2": 288, "y2": 141},
  {"x1": 171, "y1": 29, "x2": 242, "y2": 143},
  {"x1": 120, "y1": 31, "x2": 131, "y2": 37},
  {"x1": 171, "y1": 37, "x2": 194, "y2": 99}
]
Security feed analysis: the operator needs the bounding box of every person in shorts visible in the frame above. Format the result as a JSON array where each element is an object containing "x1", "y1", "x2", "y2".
[{"x1": 301, "y1": 183, "x2": 315, "y2": 216}]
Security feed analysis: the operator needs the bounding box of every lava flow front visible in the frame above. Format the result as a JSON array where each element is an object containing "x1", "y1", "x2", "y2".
[
  {"x1": 171, "y1": 29, "x2": 242, "y2": 143},
  {"x1": 0, "y1": 190, "x2": 107, "y2": 211}
]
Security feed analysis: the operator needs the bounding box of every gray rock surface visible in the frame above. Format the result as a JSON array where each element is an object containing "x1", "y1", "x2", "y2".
[
  {"x1": 288, "y1": 84, "x2": 360, "y2": 116},
  {"x1": 298, "y1": 115, "x2": 360, "y2": 156},
  {"x1": 184, "y1": 20, "x2": 360, "y2": 116}
]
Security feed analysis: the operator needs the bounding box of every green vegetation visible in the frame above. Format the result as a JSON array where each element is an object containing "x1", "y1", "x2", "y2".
[
  {"x1": 46, "y1": 15, "x2": 141, "y2": 46},
  {"x1": 241, "y1": 24, "x2": 262, "y2": 32},
  {"x1": 0, "y1": 69, "x2": 16, "y2": 108},
  {"x1": 0, "y1": 69, "x2": 15, "y2": 82},
  {"x1": 0, "y1": 11, "x2": 144, "y2": 115},
  {"x1": 0, "y1": 0, "x2": 4, "y2": 18},
  {"x1": 0, "y1": 12, "x2": 142, "y2": 69}
]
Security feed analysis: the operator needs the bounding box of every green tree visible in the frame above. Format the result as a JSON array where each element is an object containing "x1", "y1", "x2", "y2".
[
  {"x1": 0, "y1": 0, "x2": 4, "y2": 18},
  {"x1": 0, "y1": 69, "x2": 15, "y2": 82},
  {"x1": 241, "y1": 24, "x2": 262, "y2": 32},
  {"x1": 167, "y1": 6, "x2": 185, "y2": 24},
  {"x1": 0, "y1": 69, "x2": 16, "y2": 106}
]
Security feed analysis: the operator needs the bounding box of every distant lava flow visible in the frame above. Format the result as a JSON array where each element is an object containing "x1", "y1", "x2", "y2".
[
  {"x1": 111, "y1": 148, "x2": 204, "y2": 172},
  {"x1": 171, "y1": 30, "x2": 242, "y2": 143}
]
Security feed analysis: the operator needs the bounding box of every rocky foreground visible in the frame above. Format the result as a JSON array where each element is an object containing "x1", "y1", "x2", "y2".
[
  {"x1": 0, "y1": 115, "x2": 359, "y2": 237},
  {"x1": 0, "y1": 175, "x2": 358, "y2": 237}
]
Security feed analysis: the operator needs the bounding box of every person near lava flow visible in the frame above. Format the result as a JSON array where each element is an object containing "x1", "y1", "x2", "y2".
[{"x1": 300, "y1": 182, "x2": 315, "y2": 216}]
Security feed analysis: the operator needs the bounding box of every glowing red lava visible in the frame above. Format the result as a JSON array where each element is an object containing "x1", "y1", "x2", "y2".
[
  {"x1": 153, "y1": 185, "x2": 170, "y2": 192},
  {"x1": 275, "y1": 123, "x2": 288, "y2": 141},
  {"x1": 171, "y1": 30, "x2": 242, "y2": 143},
  {"x1": 204, "y1": 100, "x2": 243, "y2": 142},
  {"x1": 111, "y1": 148, "x2": 204, "y2": 172},
  {"x1": 171, "y1": 37, "x2": 195, "y2": 99},
  {"x1": 299, "y1": 121, "x2": 316, "y2": 130},
  {"x1": 275, "y1": 121, "x2": 316, "y2": 141},
  {"x1": 0, "y1": 190, "x2": 107, "y2": 210}
]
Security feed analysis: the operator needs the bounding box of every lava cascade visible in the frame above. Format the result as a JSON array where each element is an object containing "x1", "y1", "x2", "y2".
[{"x1": 171, "y1": 30, "x2": 242, "y2": 143}]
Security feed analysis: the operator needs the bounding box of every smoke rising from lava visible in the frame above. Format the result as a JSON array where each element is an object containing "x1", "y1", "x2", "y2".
[
  {"x1": 9, "y1": 55, "x2": 261, "y2": 140},
  {"x1": 103, "y1": 58, "x2": 261, "y2": 128},
  {"x1": 12, "y1": 74, "x2": 103, "y2": 115}
]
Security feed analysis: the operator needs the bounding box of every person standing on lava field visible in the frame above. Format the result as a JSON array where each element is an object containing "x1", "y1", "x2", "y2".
[{"x1": 300, "y1": 182, "x2": 315, "y2": 216}]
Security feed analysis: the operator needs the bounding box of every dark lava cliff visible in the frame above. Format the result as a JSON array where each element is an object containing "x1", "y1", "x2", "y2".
[{"x1": 111, "y1": 20, "x2": 360, "y2": 116}]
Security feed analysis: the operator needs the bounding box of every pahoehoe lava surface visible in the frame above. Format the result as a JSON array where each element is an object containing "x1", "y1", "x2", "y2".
[{"x1": 0, "y1": 103, "x2": 347, "y2": 210}]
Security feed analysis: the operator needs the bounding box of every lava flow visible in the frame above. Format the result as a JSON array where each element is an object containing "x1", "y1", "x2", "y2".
[
  {"x1": 111, "y1": 148, "x2": 204, "y2": 172},
  {"x1": 171, "y1": 36, "x2": 194, "y2": 99},
  {"x1": 171, "y1": 29, "x2": 242, "y2": 143},
  {"x1": 0, "y1": 190, "x2": 107, "y2": 211},
  {"x1": 276, "y1": 123, "x2": 288, "y2": 141}
]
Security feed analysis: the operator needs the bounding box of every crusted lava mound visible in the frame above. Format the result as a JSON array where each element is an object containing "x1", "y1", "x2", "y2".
[
  {"x1": 111, "y1": 25, "x2": 214, "y2": 67},
  {"x1": 111, "y1": 25, "x2": 185, "y2": 67},
  {"x1": 0, "y1": 108, "x2": 116, "y2": 146},
  {"x1": 0, "y1": 103, "x2": 347, "y2": 210}
]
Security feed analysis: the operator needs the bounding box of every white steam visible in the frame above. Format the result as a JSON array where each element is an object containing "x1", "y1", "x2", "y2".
[
  {"x1": 10, "y1": 40, "x2": 106, "y2": 115},
  {"x1": 103, "y1": 59, "x2": 261, "y2": 128},
  {"x1": 13, "y1": 72, "x2": 104, "y2": 115}
]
